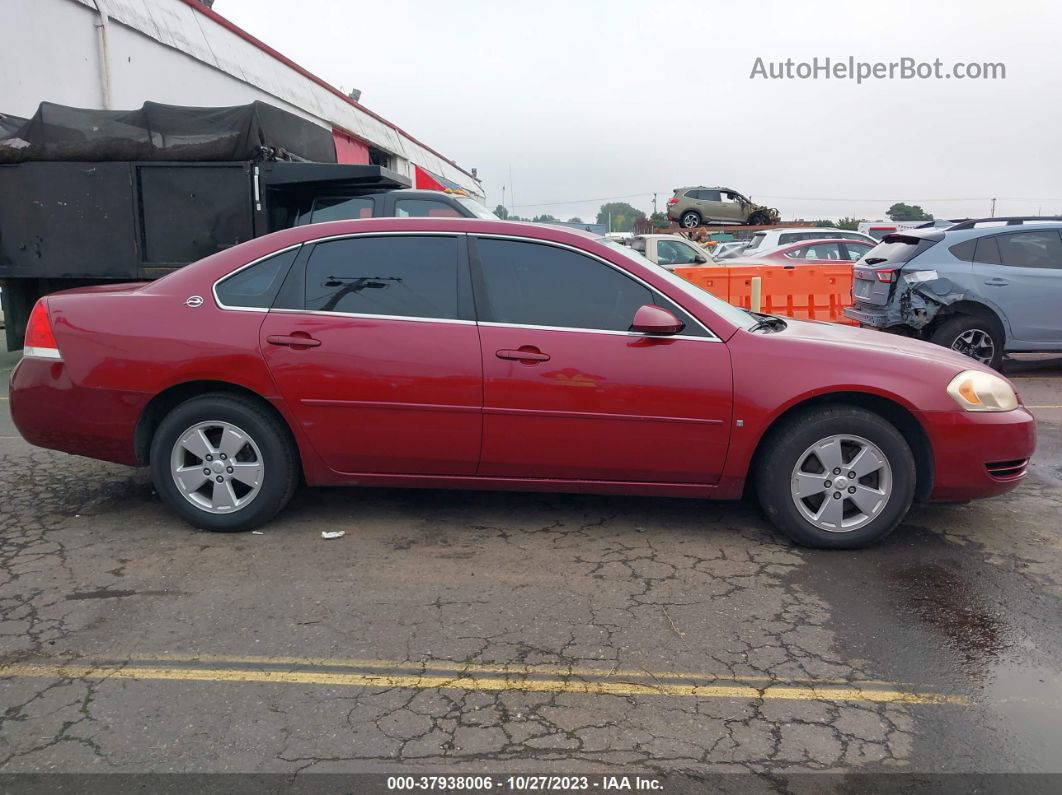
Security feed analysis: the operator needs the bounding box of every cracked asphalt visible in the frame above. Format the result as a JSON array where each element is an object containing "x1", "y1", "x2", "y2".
[{"x1": 0, "y1": 351, "x2": 1060, "y2": 781}]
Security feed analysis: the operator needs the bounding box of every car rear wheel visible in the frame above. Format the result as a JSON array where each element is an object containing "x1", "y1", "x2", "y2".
[
  {"x1": 680, "y1": 211, "x2": 702, "y2": 229},
  {"x1": 930, "y1": 314, "x2": 1004, "y2": 370},
  {"x1": 748, "y1": 210, "x2": 770, "y2": 226},
  {"x1": 150, "y1": 394, "x2": 298, "y2": 532},
  {"x1": 755, "y1": 406, "x2": 916, "y2": 549}
]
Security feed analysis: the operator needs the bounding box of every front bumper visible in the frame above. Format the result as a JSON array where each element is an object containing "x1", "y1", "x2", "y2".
[{"x1": 918, "y1": 407, "x2": 1037, "y2": 502}]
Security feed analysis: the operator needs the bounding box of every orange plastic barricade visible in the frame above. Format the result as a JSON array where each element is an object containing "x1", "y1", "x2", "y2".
[{"x1": 672, "y1": 264, "x2": 856, "y2": 325}]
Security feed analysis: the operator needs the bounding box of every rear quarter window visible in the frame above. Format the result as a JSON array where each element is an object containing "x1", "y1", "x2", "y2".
[{"x1": 215, "y1": 247, "x2": 299, "y2": 309}]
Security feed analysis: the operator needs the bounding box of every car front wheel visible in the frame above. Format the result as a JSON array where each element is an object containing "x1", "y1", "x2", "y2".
[
  {"x1": 755, "y1": 406, "x2": 916, "y2": 549},
  {"x1": 680, "y1": 211, "x2": 702, "y2": 228},
  {"x1": 150, "y1": 394, "x2": 299, "y2": 532}
]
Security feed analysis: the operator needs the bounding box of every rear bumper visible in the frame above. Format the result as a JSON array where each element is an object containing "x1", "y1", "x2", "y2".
[
  {"x1": 918, "y1": 407, "x2": 1037, "y2": 502},
  {"x1": 9, "y1": 357, "x2": 146, "y2": 466},
  {"x1": 843, "y1": 305, "x2": 891, "y2": 328}
]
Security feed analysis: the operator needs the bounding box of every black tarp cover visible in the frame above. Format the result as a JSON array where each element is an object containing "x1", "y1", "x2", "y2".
[{"x1": 0, "y1": 101, "x2": 337, "y2": 164}]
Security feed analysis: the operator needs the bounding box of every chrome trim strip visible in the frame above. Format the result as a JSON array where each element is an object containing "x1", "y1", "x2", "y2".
[
  {"x1": 269, "y1": 308, "x2": 475, "y2": 325},
  {"x1": 477, "y1": 321, "x2": 713, "y2": 342},
  {"x1": 23, "y1": 346, "x2": 63, "y2": 360},
  {"x1": 470, "y1": 233, "x2": 721, "y2": 341},
  {"x1": 301, "y1": 399, "x2": 480, "y2": 413},
  {"x1": 211, "y1": 242, "x2": 305, "y2": 313},
  {"x1": 484, "y1": 406, "x2": 724, "y2": 425}
]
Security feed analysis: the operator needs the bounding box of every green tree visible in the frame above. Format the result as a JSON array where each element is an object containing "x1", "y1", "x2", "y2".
[
  {"x1": 596, "y1": 202, "x2": 647, "y2": 233},
  {"x1": 493, "y1": 204, "x2": 509, "y2": 219},
  {"x1": 812, "y1": 219, "x2": 837, "y2": 228},
  {"x1": 567, "y1": 216, "x2": 584, "y2": 223},
  {"x1": 649, "y1": 211, "x2": 669, "y2": 229},
  {"x1": 835, "y1": 217, "x2": 860, "y2": 231},
  {"x1": 532, "y1": 214, "x2": 559, "y2": 223},
  {"x1": 887, "y1": 202, "x2": 933, "y2": 222}
]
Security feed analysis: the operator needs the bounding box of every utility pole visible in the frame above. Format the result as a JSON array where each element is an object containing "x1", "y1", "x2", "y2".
[
  {"x1": 990, "y1": 197, "x2": 996, "y2": 217},
  {"x1": 652, "y1": 193, "x2": 658, "y2": 216}
]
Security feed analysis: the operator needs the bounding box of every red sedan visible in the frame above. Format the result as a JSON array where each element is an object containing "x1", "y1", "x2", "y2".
[
  {"x1": 10, "y1": 218, "x2": 1035, "y2": 548},
  {"x1": 728, "y1": 238, "x2": 874, "y2": 266}
]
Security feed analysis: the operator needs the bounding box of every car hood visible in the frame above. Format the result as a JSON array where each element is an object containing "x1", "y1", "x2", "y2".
[{"x1": 766, "y1": 317, "x2": 989, "y2": 372}]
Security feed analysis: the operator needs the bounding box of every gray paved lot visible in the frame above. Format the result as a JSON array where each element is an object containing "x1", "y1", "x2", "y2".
[{"x1": 0, "y1": 350, "x2": 1060, "y2": 781}]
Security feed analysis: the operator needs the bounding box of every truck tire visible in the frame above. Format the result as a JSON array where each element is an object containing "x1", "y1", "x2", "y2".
[
  {"x1": 679, "y1": 211, "x2": 702, "y2": 229},
  {"x1": 755, "y1": 406, "x2": 916, "y2": 549},
  {"x1": 150, "y1": 393, "x2": 299, "y2": 532},
  {"x1": 930, "y1": 314, "x2": 1004, "y2": 370},
  {"x1": 748, "y1": 211, "x2": 771, "y2": 226}
]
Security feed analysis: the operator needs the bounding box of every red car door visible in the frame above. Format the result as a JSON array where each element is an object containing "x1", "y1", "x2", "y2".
[
  {"x1": 259, "y1": 234, "x2": 482, "y2": 475},
  {"x1": 472, "y1": 237, "x2": 733, "y2": 483}
]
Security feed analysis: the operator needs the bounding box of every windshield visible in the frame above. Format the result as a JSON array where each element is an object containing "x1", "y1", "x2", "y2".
[
  {"x1": 455, "y1": 196, "x2": 499, "y2": 219},
  {"x1": 860, "y1": 235, "x2": 937, "y2": 265},
  {"x1": 744, "y1": 232, "x2": 766, "y2": 250},
  {"x1": 602, "y1": 241, "x2": 756, "y2": 331}
]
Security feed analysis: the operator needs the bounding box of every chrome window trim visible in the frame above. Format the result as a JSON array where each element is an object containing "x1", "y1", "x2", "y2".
[
  {"x1": 269, "y1": 308, "x2": 476, "y2": 326},
  {"x1": 212, "y1": 242, "x2": 305, "y2": 313},
  {"x1": 477, "y1": 321, "x2": 717, "y2": 342},
  {"x1": 471, "y1": 233, "x2": 721, "y2": 341}
]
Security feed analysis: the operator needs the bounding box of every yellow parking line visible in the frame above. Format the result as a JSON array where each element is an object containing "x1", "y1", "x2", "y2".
[
  {"x1": 124, "y1": 652, "x2": 900, "y2": 687},
  {"x1": 0, "y1": 661, "x2": 966, "y2": 705}
]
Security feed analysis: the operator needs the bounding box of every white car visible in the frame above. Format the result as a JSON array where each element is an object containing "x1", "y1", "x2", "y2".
[{"x1": 742, "y1": 227, "x2": 876, "y2": 255}]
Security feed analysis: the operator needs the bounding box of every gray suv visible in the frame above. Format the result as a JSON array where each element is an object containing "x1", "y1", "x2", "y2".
[{"x1": 844, "y1": 217, "x2": 1062, "y2": 369}]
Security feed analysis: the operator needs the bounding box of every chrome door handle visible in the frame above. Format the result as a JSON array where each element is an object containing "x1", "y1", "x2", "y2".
[{"x1": 984, "y1": 278, "x2": 1009, "y2": 286}]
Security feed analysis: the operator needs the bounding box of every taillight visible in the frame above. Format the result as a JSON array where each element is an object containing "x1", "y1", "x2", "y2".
[
  {"x1": 667, "y1": 197, "x2": 679, "y2": 205},
  {"x1": 24, "y1": 300, "x2": 62, "y2": 360},
  {"x1": 875, "y1": 269, "x2": 898, "y2": 283}
]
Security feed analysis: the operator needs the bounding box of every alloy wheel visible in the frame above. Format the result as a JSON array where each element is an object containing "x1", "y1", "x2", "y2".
[
  {"x1": 170, "y1": 421, "x2": 264, "y2": 514},
  {"x1": 790, "y1": 434, "x2": 893, "y2": 533},
  {"x1": 950, "y1": 329, "x2": 995, "y2": 365}
]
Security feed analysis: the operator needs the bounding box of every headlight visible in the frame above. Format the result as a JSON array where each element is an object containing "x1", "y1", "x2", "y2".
[{"x1": 946, "y1": 370, "x2": 1018, "y2": 412}]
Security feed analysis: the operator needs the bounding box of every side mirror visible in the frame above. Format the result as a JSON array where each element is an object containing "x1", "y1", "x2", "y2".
[
  {"x1": 631, "y1": 305, "x2": 684, "y2": 335},
  {"x1": 694, "y1": 254, "x2": 708, "y2": 264}
]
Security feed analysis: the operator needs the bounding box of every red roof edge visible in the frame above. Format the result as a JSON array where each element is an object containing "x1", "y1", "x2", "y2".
[{"x1": 176, "y1": 0, "x2": 478, "y2": 184}]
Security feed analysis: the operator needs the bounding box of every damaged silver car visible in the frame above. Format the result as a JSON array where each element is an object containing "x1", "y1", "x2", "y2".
[{"x1": 844, "y1": 217, "x2": 1062, "y2": 369}]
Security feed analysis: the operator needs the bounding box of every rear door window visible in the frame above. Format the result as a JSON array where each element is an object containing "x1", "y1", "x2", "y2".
[
  {"x1": 394, "y1": 198, "x2": 464, "y2": 218},
  {"x1": 973, "y1": 236, "x2": 1002, "y2": 265},
  {"x1": 304, "y1": 235, "x2": 460, "y2": 319},
  {"x1": 995, "y1": 230, "x2": 1062, "y2": 269},
  {"x1": 310, "y1": 197, "x2": 375, "y2": 223}
]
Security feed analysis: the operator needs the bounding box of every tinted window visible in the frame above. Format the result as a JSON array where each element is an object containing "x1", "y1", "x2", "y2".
[
  {"x1": 475, "y1": 239, "x2": 654, "y2": 331},
  {"x1": 215, "y1": 248, "x2": 299, "y2": 309},
  {"x1": 304, "y1": 236, "x2": 459, "y2": 318},
  {"x1": 949, "y1": 238, "x2": 977, "y2": 262},
  {"x1": 310, "y1": 197, "x2": 375, "y2": 223},
  {"x1": 788, "y1": 242, "x2": 844, "y2": 260},
  {"x1": 862, "y1": 235, "x2": 935, "y2": 264},
  {"x1": 973, "y1": 236, "x2": 1001, "y2": 265},
  {"x1": 995, "y1": 231, "x2": 1062, "y2": 269},
  {"x1": 657, "y1": 239, "x2": 701, "y2": 266},
  {"x1": 694, "y1": 190, "x2": 721, "y2": 202},
  {"x1": 395, "y1": 199, "x2": 463, "y2": 218}
]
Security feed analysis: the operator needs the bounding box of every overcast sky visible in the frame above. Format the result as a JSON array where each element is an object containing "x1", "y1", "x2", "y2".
[{"x1": 217, "y1": 0, "x2": 1061, "y2": 223}]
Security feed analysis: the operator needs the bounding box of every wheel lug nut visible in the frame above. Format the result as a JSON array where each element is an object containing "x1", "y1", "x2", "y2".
[
  {"x1": 203, "y1": 468, "x2": 210, "y2": 475},
  {"x1": 833, "y1": 492, "x2": 842, "y2": 499},
  {"x1": 848, "y1": 471, "x2": 856, "y2": 478},
  {"x1": 215, "y1": 475, "x2": 224, "y2": 482},
  {"x1": 848, "y1": 486, "x2": 857, "y2": 494},
  {"x1": 205, "y1": 454, "x2": 213, "y2": 461},
  {"x1": 833, "y1": 468, "x2": 841, "y2": 475},
  {"x1": 824, "y1": 480, "x2": 832, "y2": 488},
  {"x1": 227, "y1": 467, "x2": 233, "y2": 473},
  {"x1": 220, "y1": 454, "x2": 227, "y2": 460}
]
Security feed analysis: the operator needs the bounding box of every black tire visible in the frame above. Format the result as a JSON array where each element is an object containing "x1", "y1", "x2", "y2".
[
  {"x1": 680, "y1": 210, "x2": 702, "y2": 229},
  {"x1": 748, "y1": 211, "x2": 770, "y2": 226},
  {"x1": 150, "y1": 393, "x2": 299, "y2": 532},
  {"x1": 755, "y1": 406, "x2": 916, "y2": 549},
  {"x1": 930, "y1": 313, "x2": 1004, "y2": 370}
]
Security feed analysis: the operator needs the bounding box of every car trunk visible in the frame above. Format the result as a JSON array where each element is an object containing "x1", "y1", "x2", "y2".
[{"x1": 851, "y1": 235, "x2": 938, "y2": 305}]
